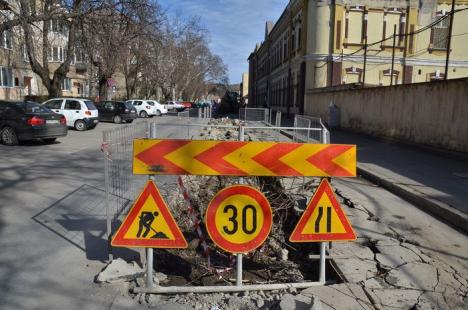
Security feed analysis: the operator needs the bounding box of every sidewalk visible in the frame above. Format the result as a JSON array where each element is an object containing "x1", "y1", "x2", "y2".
[{"x1": 331, "y1": 130, "x2": 468, "y2": 233}]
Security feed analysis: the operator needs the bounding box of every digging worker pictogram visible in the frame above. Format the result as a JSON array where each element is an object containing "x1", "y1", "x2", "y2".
[{"x1": 137, "y1": 211, "x2": 159, "y2": 238}]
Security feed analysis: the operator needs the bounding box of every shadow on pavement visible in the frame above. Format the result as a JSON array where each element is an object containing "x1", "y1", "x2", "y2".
[{"x1": 32, "y1": 184, "x2": 139, "y2": 263}]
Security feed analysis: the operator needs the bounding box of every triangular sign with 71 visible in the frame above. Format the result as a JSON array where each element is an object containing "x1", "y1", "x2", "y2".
[{"x1": 290, "y1": 179, "x2": 356, "y2": 242}]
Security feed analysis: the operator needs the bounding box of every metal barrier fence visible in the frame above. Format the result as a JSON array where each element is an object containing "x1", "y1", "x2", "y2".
[
  {"x1": 239, "y1": 108, "x2": 269, "y2": 123},
  {"x1": 268, "y1": 110, "x2": 282, "y2": 127},
  {"x1": 103, "y1": 117, "x2": 329, "y2": 261},
  {"x1": 197, "y1": 106, "x2": 212, "y2": 119},
  {"x1": 293, "y1": 115, "x2": 329, "y2": 143},
  {"x1": 178, "y1": 110, "x2": 190, "y2": 118},
  {"x1": 102, "y1": 121, "x2": 149, "y2": 258}
]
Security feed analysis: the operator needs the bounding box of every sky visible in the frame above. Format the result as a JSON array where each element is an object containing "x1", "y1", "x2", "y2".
[{"x1": 158, "y1": 0, "x2": 288, "y2": 84}]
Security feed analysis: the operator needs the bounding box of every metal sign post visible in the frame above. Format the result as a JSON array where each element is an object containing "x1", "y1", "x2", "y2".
[
  {"x1": 237, "y1": 125, "x2": 245, "y2": 287},
  {"x1": 147, "y1": 122, "x2": 157, "y2": 288},
  {"x1": 319, "y1": 242, "x2": 326, "y2": 283}
]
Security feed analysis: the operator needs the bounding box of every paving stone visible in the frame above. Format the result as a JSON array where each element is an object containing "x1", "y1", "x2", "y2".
[
  {"x1": 96, "y1": 258, "x2": 144, "y2": 283},
  {"x1": 301, "y1": 283, "x2": 374, "y2": 310},
  {"x1": 330, "y1": 241, "x2": 375, "y2": 260},
  {"x1": 362, "y1": 277, "x2": 390, "y2": 289},
  {"x1": 348, "y1": 219, "x2": 397, "y2": 242},
  {"x1": 364, "y1": 288, "x2": 422, "y2": 309},
  {"x1": 278, "y1": 293, "x2": 313, "y2": 310},
  {"x1": 385, "y1": 262, "x2": 438, "y2": 291},
  {"x1": 333, "y1": 258, "x2": 378, "y2": 283},
  {"x1": 375, "y1": 245, "x2": 422, "y2": 269},
  {"x1": 414, "y1": 292, "x2": 450, "y2": 310},
  {"x1": 399, "y1": 242, "x2": 432, "y2": 263},
  {"x1": 375, "y1": 238, "x2": 401, "y2": 247}
]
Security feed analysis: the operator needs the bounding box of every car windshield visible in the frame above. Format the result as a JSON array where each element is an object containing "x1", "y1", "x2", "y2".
[
  {"x1": 124, "y1": 101, "x2": 134, "y2": 109},
  {"x1": 84, "y1": 100, "x2": 97, "y2": 110},
  {"x1": 19, "y1": 101, "x2": 51, "y2": 114}
]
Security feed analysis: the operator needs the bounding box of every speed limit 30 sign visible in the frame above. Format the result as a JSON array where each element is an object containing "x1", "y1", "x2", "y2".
[{"x1": 205, "y1": 185, "x2": 272, "y2": 254}]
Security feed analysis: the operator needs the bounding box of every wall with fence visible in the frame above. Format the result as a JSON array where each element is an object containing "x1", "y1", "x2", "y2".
[{"x1": 304, "y1": 78, "x2": 468, "y2": 153}]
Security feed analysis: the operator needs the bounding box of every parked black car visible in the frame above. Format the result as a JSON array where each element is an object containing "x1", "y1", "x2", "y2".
[
  {"x1": 95, "y1": 101, "x2": 137, "y2": 124},
  {"x1": 0, "y1": 101, "x2": 68, "y2": 146}
]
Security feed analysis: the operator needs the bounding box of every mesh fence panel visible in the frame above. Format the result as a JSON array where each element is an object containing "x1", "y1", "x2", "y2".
[
  {"x1": 239, "y1": 108, "x2": 269, "y2": 123},
  {"x1": 103, "y1": 121, "x2": 148, "y2": 238},
  {"x1": 103, "y1": 117, "x2": 329, "y2": 260}
]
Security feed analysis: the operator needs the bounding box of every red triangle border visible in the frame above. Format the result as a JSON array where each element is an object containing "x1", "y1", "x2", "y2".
[
  {"x1": 289, "y1": 179, "x2": 356, "y2": 242},
  {"x1": 111, "y1": 180, "x2": 188, "y2": 248}
]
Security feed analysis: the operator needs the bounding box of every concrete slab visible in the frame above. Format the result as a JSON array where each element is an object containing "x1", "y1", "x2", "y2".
[
  {"x1": 416, "y1": 292, "x2": 450, "y2": 310},
  {"x1": 301, "y1": 284, "x2": 374, "y2": 310},
  {"x1": 385, "y1": 262, "x2": 438, "y2": 291},
  {"x1": 330, "y1": 242, "x2": 375, "y2": 260},
  {"x1": 375, "y1": 245, "x2": 422, "y2": 269},
  {"x1": 278, "y1": 294, "x2": 315, "y2": 310},
  {"x1": 364, "y1": 288, "x2": 422, "y2": 309},
  {"x1": 96, "y1": 258, "x2": 144, "y2": 283},
  {"x1": 347, "y1": 216, "x2": 397, "y2": 242},
  {"x1": 333, "y1": 258, "x2": 378, "y2": 283}
]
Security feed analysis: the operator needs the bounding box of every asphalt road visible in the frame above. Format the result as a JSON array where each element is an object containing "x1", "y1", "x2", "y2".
[{"x1": 0, "y1": 116, "x2": 202, "y2": 310}]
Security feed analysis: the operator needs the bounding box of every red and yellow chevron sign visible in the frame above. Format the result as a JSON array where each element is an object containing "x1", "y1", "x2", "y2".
[{"x1": 133, "y1": 139, "x2": 356, "y2": 177}]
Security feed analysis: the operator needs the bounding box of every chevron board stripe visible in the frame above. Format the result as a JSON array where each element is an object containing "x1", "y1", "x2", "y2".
[{"x1": 133, "y1": 139, "x2": 356, "y2": 177}]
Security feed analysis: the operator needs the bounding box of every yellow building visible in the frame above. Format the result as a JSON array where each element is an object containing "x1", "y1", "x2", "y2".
[
  {"x1": 248, "y1": 0, "x2": 468, "y2": 115},
  {"x1": 240, "y1": 72, "x2": 249, "y2": 104}
]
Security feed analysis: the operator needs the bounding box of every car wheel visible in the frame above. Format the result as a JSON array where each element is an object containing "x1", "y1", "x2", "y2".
[
  {"x1": 43, "y1": 138, "x2": 57, "y2": 144},
  {"x1": 126, "y1": 119, "x2": 134, "y2": 123},
  {"x1": 156, "y1": 110, "x2": 162, "y2": 116},
  {"x1": 74, "y1": 120, "x2": 87, "y2": 131},
  {"x1": 113, "y1": 115, "x2": 122, "y2": 124},
  {"x1": 139, "y1": 111, "x2": 148, "y2": 118},
  {"x1": 1, "y1": 126, "x2": 19, "y2": 146}
]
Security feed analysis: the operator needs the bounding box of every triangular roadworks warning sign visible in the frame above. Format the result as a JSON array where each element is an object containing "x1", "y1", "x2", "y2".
[
  {"x1": 290, "y1": 179, "x2": 356, "y2": 242},
  {"x1": 112, "y1": 180, "x2": 187, "y2": 248}
]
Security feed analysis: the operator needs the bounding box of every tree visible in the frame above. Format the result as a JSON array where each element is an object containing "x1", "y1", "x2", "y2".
[{"x1": 80, "y1": 1, "x2": 160, "y2": 99}]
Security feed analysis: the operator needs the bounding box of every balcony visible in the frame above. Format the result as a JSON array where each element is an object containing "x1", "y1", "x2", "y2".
[{"x1": 75, "y1": 62, "x2": 87, "y2": 72}]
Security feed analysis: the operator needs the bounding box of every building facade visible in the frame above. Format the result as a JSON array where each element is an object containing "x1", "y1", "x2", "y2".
[
  {"x1": 248, "y1": 0, "x2": 468, "y2": 115},
  {"x1": 240, "y1": 72, "x2": 249, "y2": 104},
  {"x1": 0, "y1": 1, "x2": 91, "y2": 101}
]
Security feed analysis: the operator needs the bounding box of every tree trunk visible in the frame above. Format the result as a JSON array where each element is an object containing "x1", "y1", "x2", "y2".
[{"x1": 48, "y1": 79, "x2": 62, "y2": 98}]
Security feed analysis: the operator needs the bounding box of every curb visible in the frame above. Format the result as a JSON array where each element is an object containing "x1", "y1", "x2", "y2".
[{"x1": 357, "y1": 166, "x2": 468, "y2": 235}]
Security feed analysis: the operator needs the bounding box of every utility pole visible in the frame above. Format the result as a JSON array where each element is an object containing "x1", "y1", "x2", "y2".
[
  {"x1": 363, "y1": 36, "x2": 368, "y2": 86},
  {"x1": 390, "y1": 24, "x2": 397, "y2": 86},
  {"x1": 445, "y1": 0, "x2": 456, "y2": 80}
]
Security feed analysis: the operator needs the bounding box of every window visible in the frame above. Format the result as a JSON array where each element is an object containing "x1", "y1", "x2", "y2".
[
  {"x1": 297, "y1": 27, "x2": 302, "y2": 49},
  {"x1": 431, "y1": 12, "x2": 450, "y2": 49},
  {"x1": 65, "y1": 100, "x2": 81, "y2": 110},
  {"x1": 429, "y1": 70, "x2": 445, "y2": 81},
  {"x1": 50, "y1": 19, "x2": 68, "y2": 34},
  {"x1": 74, "y1": 48, "x2": 85, "y2": 63},
  {"x1": 1, "y1": 30, "x2": 12, "y2": 49},
  {"x1": 133, "y1": 100, "x2": 143, "y2": 106},
  {"x1": 0, "y1": 67, "x2": 13, "y2": 87},
  {"x1": 50, "y1": 46, "x2": 65, "y2": 62},
  {"x1": 22, "y1": 44, "x2": 29, "y2": 62},
  {"x1": 61, "y1": 78, "x2": 71, "y2": 91},
  {"x1": 44, "y1": 99, "x2": 63, "y2": 109},
  {"x1": 104, "y1": 102, "x2": 114, "y2": 110}
]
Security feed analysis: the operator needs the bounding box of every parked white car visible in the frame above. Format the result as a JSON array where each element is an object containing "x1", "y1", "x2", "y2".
[
  {"x1": 42, "y1": 98, "x2": 99, "y2": 131},
  {"x1": 163, "y1": 101, "x2": 185, "y2": 112},
  {"x1": 127, "y1": 99, "x2": 168, "y2": 117}
]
